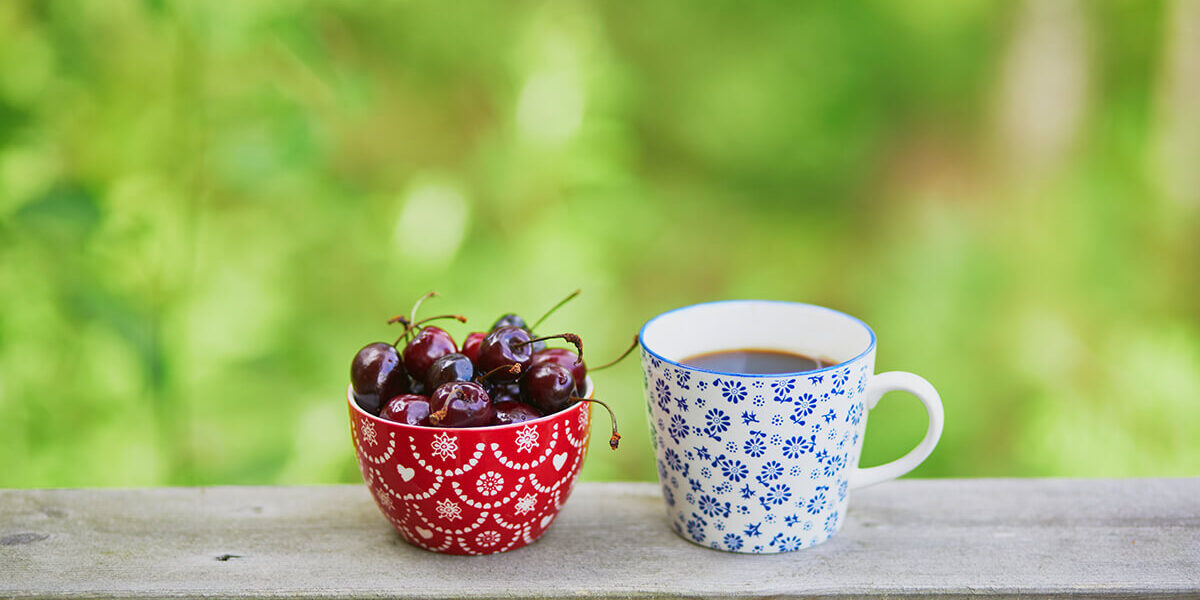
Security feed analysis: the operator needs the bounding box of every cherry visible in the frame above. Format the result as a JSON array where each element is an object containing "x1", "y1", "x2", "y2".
[
  {"x1": 486, "y1": 381, "x2": 522, "y2": 404},
  {"x1": 491, "y1": 313, "x2": 528, "y2": 331},
  {"x1": 520, "y1": 361, "x2": 577, "y2": 414},
  {"x1": 403, "y1": 326, "x2": 458, "y2": 387},
  {"x1": 428, "y1": 381, "x2": 495, "y2": 428},
  {"x1": 350, "y1": 342, "x2": 410, "y2": 414},
  {"x1": 476, "y1": 326, "x2": 535, "y2": 382},
  {"x1": 490, "y1": 314, "x2": 545, "y2": 353},
  {"x1": 427, "y1": 352, "x2": 474, "y2": 389},
  {"x1": 531, "y1": 348, "x2": 587, "y2": 395},
  {"x1": 491, "y1": 401, "x2": 542, "y2": 425},
  {"x1": 380, "y1": 394, "x2": 432, "y2": 426},
  {"x1": 461, "y1": 332, "x2": 485, "y2": 364}
]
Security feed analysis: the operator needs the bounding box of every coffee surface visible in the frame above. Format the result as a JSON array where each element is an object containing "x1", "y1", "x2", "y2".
[{"x1": 680, "y1": 348, "x2": 837, "y2": 375}]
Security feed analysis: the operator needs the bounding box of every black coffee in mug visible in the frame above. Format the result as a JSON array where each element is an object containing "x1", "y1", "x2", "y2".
[{"x1": 680, "y1": 348, "x2": 838, "y2": 375}]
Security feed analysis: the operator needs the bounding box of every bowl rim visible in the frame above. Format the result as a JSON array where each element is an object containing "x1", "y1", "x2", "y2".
[{"x1": 347, "y1": 376, "x2": 593, "y2": 432}]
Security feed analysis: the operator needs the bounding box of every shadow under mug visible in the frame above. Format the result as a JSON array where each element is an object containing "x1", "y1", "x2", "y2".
[{"x1": 639, "y1": 300, "x2": 944, "y2": 553}]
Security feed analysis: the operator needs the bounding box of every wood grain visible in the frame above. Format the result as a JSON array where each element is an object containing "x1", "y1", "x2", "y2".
[{"x1": 2, "y1": 479, "x2": 1198, "y2": 598}]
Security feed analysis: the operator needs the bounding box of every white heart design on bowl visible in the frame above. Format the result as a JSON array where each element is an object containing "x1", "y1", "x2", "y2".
[
  {"x1": 397, "y1": 465, "x2": 415, "y2": 482},
  {"x1": 552, "y1": 453, "x2": 568, "y2": 470},
  {"x1": 416, "y1": 526, "x2": 433, "y2": 539},
  {"x1": 540, "y1": 514, "x2": 553, "y2": 529}
]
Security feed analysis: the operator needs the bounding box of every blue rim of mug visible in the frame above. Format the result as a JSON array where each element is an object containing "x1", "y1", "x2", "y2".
[{"x1": 638, "y1": 300, "x2": 877, "y2": 378}]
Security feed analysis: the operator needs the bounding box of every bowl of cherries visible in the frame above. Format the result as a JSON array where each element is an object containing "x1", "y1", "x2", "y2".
[{"x1": 347, "y1": 291, "x2": 630, "y2": 555}]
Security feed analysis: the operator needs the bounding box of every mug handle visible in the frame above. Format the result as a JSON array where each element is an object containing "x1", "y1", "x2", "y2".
[{"x1": 848, "y1": 371, "x2": 944, "y2": 490}]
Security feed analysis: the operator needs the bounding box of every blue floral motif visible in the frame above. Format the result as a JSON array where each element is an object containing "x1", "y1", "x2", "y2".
[
  {"x1": 784, "y1": 514, "x2": 801, "y2": 527},
  {"x1": 823, "y1": 453, "x2": 846, "y2": 477},
  {"x1": 806, "y1": 486, "x2": 829, "y2": 515},
  {"x1": 847, "y1": 402, "x2": 863, "y2": 426},
  {"x1": 822, "y1": 408, "x2": 837, "y2": 423},
  {"x1": 654, "y1": 379, "x2": 672, "y2": 413},
  {"x1": 724, "y1": 533, "x2": 744, "y2": 551},
  {"x1": 782, "y1": 434, "x2": 816, "y2": 459},
  {"x1": 675, "y1": 395, "x2": 689, "y2": 412},
  {"x1": 760, "y1": 483, "x2": 792, "y2": 508},
  {"x1": 777, "y1": 536, "x2": 803, "y2": 552},
  {"x1": 717, "y1": 379, "x2": 747, "y2": 404},
  {"x1": 695, "y1": 445, "x2": 711, "y2": 461},
  {"x1": 770, "y1": 379, "x2": 795, "y2": 403},
  {"x1": 657, "y1": 459, "x2": 668, "y2": 480},
  {"x1": 792, "y1": 393, "x2": 819, "y2": 424},
  {"x1": 663, "y1": 485, "x2": 675, "y2": 506},
  {"x1": 714, "y1": 454, "x2": 749, "y2": 482},
  {"x1": 668, "y1": 414, "x2": 689, "y2": 443},
  {"x1": 808, "y1": 374, "x2": 824, "y2": 384},
  {"x1": 700, "y1": 467, "x2": 712, "y2": 479},
  {"x1": 665, "y1": 448, "x2": 682, "y2": 472},
  {"x1": 758, "y1": 461, "x2": 784, "y2": 482},
  {"x1": 838, "y1": 479, "x2": 849, "y2": 501},
  {"x1": 703, "y1": 408, "x2": 731, "y2": 440},
  {"x1": 698, "y1": 494, "x2": 731, "y2": 518},
  {"x1": 675, "y1": 369, "x2": 691, "y2": 390},
  {"x1": 725, "y1": 441, "x2": 738, "y2": 454},
  {"x1": 832, "y1": 368, "x2": 850, "y2": 387},
  {"x1": 770, "y1": 415, "x2": 784, "y2": 427},
  {"x1": 743, "y1": 436, "x2": 767, "y2": 458},
  {"x1": 686, "y1": 513, "x2": 707, "y2": 542},
  {"x1": 688, "y1": 478, "x2": 704, "y2": 493},
  {"x1": 696, "y1": 380, "x2": 708, "y2": 391},
  {"x1": 741, "y1": 411, "x2": 759, "y2": 425},
  {"x1": 739, "y1": 484, "x2": 755, "y2": 499},
  {"x1": 744, "y1": 522, "x2": 761, "y2": 538},
  {"x1": 824, "y1": 511, "x2": 839, "y2": 534}
]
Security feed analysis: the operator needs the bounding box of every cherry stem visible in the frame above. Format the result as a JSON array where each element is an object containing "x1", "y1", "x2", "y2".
[
  {"x1": 386, "y1": 315, "x2": 411, "y2": 327},
  {"x1": 393, "y1": 314, "x2": 467, "y2": 346},
  {"x1": 572, "y1": 397, "x2": 621, "y2": 450},
  {"x1": 530, "y1": 289, "x2": 581, "y2": 332},
  {"x1": 429, "y1": 406, "x2": 449, "y2": 426},
  {"x1": 410, "y1": 291, "x2": 438, "y2": 326},
  {"x1": 515, "y1": 333, "x2": 583, "y2": 363},
  {"x1": 475, "y1": 363, "x2": 521, "y2": 384},
  {"x1": 590, "y1": 334, "x2": 639, "y2": 372}
]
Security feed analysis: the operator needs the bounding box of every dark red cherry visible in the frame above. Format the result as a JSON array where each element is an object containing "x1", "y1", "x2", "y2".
[
  {"x1": 428, "y1": 381, "x2": 495, "y2": 428},
  {"x1": 402, "y1": 326, "x2": 458, "y2": 387},
  {"x1": 427, "y1": 353, "x2": 474, "y2": 389},
  {"x1": 491, "y1": 313, "x2": 528, "y2": 331},
  {"x1": 491, "y1": 401, "x2": 542, "y2": 425},
  {"x1": 490, "y1": 314, "x2": 545, "y2": 352},
  {"x1": 520, "y1": 361, "x2": 577, "y2": 414},
  {"x1": 486, "y1": 381, "x2": 522, "y2": 404},
  {"x1": 350, "y1": 342, "x2": 410, "y2": 415},
  {"x1": 461, "y1": 332, "x2": 485, "y2": 364},
  {"x1": 476, "y1": 326, "x2": 534, "y2": 382},
  {"x1": 380, "y1": 394, "x2": 432, "y2": 426},
  {"x1": 531, "y1": 348, "x2": 587, "y2": 395}
]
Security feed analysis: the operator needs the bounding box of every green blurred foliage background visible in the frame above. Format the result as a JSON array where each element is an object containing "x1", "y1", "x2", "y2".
[{"x1": 1, "y1": 0, "x2": 1198, "y2": 488}]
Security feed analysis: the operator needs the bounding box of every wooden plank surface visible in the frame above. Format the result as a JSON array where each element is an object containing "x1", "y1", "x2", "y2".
[{"x1": 2, "y1": 479, "x2": 1198, "y2": 599}]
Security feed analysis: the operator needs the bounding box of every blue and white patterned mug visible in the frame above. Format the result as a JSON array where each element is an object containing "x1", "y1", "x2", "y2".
[{"x1": 639, "y1": 300, "x2": 944, "y2": 553}]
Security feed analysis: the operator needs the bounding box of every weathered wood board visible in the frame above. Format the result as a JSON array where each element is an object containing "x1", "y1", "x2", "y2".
[{"x1": 2, "y1": 479, "x2": 1198, "y2": 598}]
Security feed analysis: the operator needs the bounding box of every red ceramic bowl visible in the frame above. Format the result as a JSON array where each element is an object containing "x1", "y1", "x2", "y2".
[{"x1": 347, "y1": 379, "x2": 593, "y2": 555}]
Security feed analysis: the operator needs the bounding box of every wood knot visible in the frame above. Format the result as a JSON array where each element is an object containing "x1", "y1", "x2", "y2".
[{"x1": 1, "y1": 532, "x2": 49, "y2": 546}]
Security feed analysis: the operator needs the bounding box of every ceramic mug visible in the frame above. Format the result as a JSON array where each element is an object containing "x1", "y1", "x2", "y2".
[{"x1": 639, "y1": 300, "x2": 944, "y2": 553}]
